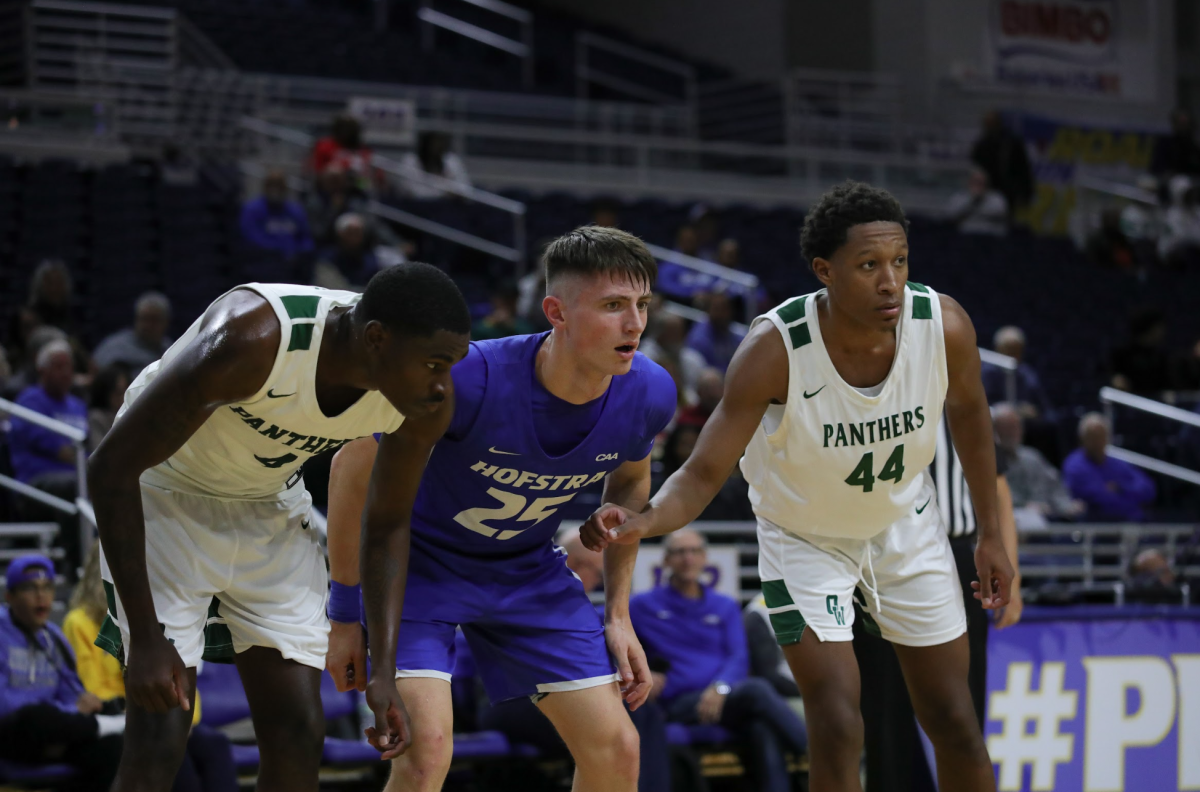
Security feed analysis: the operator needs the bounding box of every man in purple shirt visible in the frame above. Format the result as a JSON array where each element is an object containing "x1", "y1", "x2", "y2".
[
  {"x1": 239, "y1": 171, "x2": 315, "y2": 259},
  {"x1": 630, "y1": 529, "x2": 806, "y2": 792},
  {"x1": 1063, "y1": 413, "x2": 1156, "y2": 522},
  {"x1": 684, "y1": 292, "x2": 746, "y2": 372},
  {"x1": 9, "y1": 339, "x2": 89, "y2": 577},
  {"x1": 0, "y1": 556, "x2": 124, "y2": 789}
]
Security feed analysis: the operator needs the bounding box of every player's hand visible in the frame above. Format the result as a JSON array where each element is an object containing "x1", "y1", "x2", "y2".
[
  {"x1": 76, "y1": 691, "x2": 104, "y2": 715},
  {"x1": 124, "y1": 631, "x2": 191, "y2": 714},
  {"x1": 972, "y1": 535, "x2": 1014, "y2": 610},
  {"x1": 994, "y1": 582, "x2": 1024, "y2": 629},
  {"x1": 580, "y1": 504, "x2": 646, "y2": 552},
  {"x1": 326, "y1": 621, "x2": 367, "y2": 692},
  {"x1": 696, "y1": 685, "x2": 727, "y2": 724},
  {"x1": 364, "y1": 674, "x2": 412, "y2": 760},
  {"x1": 605, "y1": 617, "x2": 652, "y2": 710}
]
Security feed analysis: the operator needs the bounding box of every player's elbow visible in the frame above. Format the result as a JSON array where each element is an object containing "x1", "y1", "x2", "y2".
[{"x1": 86, "y1": 442, "x2": 140, "y2": 497}]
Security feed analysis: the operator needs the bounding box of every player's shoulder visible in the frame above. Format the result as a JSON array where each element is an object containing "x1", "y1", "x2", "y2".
[
  {"x1": 472, "y1": 332, "x2": 545, "y2": 364},
  {"x1": 630, "y1": 352, "x2": 678, "y2": 402}
]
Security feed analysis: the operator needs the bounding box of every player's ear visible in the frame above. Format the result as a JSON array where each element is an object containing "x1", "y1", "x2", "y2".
[
  {"x1": 362, "y1": 319, "x2": 389, "y2": 354},
  {"x1": 810, "y1": 256, "x2": 834, "y2": 287},
  {"x1": 542, "y1": 294, "x2": 567, "y2": 330}
]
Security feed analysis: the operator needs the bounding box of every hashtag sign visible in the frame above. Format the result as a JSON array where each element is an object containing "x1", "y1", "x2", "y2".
[{"x1": 988, "y1": 662, "x2": 1078, "y2": 791}]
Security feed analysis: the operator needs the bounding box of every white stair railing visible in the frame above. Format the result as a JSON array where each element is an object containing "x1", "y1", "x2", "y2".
[{"x1": 419, "y1": 0, "x2": 534, "y2": 89}]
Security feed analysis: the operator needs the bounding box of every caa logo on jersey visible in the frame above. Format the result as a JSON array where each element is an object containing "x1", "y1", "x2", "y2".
[{"x1": 596, "y1": 453, "x2": 619, "y2": 462}]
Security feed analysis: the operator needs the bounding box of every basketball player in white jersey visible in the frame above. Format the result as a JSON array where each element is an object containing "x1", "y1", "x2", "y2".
[
  {"x1": 582, "y1": 182, "x2": 1011, "y2": 791},
  {"x1": 88, "y1": 264, "x2": 471, "y2": 792}
]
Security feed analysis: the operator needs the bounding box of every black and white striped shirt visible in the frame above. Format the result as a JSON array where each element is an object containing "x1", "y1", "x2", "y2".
[{"x1": 930, "y1": 417, "x2": 1007, "y2": 538}]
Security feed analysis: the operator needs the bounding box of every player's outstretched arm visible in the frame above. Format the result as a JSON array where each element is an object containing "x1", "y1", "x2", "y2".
[
  {"x1": 324, "y1": 437, "x2": 378, "y2": 692},
  {"x1": 359, "y1": 401, "x2": 452, "y2": 759},
  {"x1": 88, "y1": 290, "x2": 280, "y2": 713},
  {"x1": 940, "y1": 294, "x2": 1014, "y2": 610},
  {"x1": 582, "y1": 322, "x2": 788, "y2": 551}
]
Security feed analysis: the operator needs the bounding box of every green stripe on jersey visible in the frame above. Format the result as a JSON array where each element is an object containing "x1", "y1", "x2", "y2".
[
  {"x1": 788, "y1": 322, "x2": 812, "y2": 349},
  {"x1": 912, "y1": 295, "x2": 932, "y2": 320},
  {"x1": 761, "y1": 579, "x2": 796, "y2": 608},
  {"x1": 776, "y1": 297, "x2": 807, "y2": 324},
  {"x1": 103, "y1": 579, "x2": 118, "y2": 617},
  {"x1": 203, "y1": 598, "x2": 236, "y2": 663},
  {"x1": 281, "y1": 294, "x2": 320, "y2": 319},
  {"x1": 288, "y1": 323, "x2": 315, "y2": 351},
  {"x1": 907, "y1": 281, "x2": 930, "y2": 294}
]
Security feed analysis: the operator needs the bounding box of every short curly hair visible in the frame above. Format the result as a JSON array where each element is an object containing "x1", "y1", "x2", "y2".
[{"x1": 800, "y1": 181, "x2": 909, "y2": 264}]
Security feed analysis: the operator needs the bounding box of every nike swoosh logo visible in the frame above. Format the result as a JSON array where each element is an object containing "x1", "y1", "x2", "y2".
[
  {"x1": 267, "y1": 389, "x2": 295, "y2": 399},
  {"x1": 803, "y1": 385, "x2": 826, "y2": 399},
  {"x1": 488, "y1": 447, "x2": 520, "y2": 456},
  {"x1": 915, "y1": 498, "x2": 931, "y2": 515}
]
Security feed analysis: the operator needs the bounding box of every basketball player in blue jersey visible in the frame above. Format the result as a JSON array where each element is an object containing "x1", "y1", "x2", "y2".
[{"x1": 325, "y1": 226, "x2": 678, "y2": 791}]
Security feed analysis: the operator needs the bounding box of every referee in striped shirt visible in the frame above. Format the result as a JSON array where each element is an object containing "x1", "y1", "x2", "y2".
[{"x1": 854, "y1": 415, "x2": 1022, "y2": 792}]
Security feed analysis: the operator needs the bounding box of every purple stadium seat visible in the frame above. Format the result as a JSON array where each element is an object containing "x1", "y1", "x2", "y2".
[
  {"x1": 196, "y1": 662, "x2": 251, "y2": 727},
  {"x1": 322, "y1": 736, "x2": 381, "y2": 765},
  {"x1": 450, "y1": 730, "x2": 512, "y2": 759},
  {"x1": 0, "y1": 760, "x2": 77, "y2": 783},
  {"x1": 230, "y1": 743, "x2": 260, "y2": 770},
  {"x1": 665, "y1": 723, "x2": 733, "y2": 745}
]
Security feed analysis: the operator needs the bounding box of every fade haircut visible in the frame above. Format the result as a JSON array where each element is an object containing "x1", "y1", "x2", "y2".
[
  {"x1": 800, "y1": 181, "x2": 910, "y2": 266},
  {"x1": 542, "y1": 225, "x2": 657, "y2": 294},
  {"x1": 356, "y1": 262, "x2": 471, "y2": 338}
]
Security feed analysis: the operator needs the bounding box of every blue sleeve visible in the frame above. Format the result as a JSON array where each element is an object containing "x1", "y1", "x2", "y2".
[
  {"x1": 445, "y1": 344, "x2": 488, "y2": 441},
  {"x1": 633, "y1": 360, "x2": 678, "y2": 460},
  {"x1": 1121, "y1": 462, "x2": 1156, "y2": 506},
  {"x1": 239, "y1": 199, "x2": 280, "y2": 250},
  {"x1": 11, "y1": 392, "x2": 71, "y2": 459},
  {"x1": 51, "y1": 630, "x2": 84, "y2": 711},
  {"x1": 714, "y1": 596, "x2": 749, "y2": 685},
  {"x1": 628, "y1": 593, "x2": 665, "y2": 662},
  {"x1": 0, "y1": 643, "x2": 15, "y2": 717}
]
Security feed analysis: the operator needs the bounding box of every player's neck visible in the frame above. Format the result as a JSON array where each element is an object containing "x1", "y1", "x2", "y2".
[
  {"x1": 535, "y1": 331, "x2": 612, "y2": 404},
  {"x1": 818, "y1": 293, "x2": 895, "y2": 351},
  {"x1": 313, "y1": 308, "x2": 370, "y2": 404}
]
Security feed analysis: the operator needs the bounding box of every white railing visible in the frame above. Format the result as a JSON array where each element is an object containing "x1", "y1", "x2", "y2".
[
  {"x1": 419, "y1": 0, "x2": 534, "y2": 89},
  {"x1": 0, "y1": 396, "x2": 93, "y2": 567},
  {"x1": 978, "y1": 348, "x2": 1019, "y2": 406},
  {"x1": 1100, "y1": 386, "x2": 1200, "y2": 487},
  {"x1": 575, "y1": 31, "x2": 697, "y2": 108}
]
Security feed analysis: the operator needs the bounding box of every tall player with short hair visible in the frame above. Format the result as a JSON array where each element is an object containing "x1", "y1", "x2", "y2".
[
  {"x1": 89, "y1": 264, "x2": 471, "y2": 792},
  {"x1": 583, "y1": 182, "x2": 1012, "y2": 792},
  {"x1": 326, "y1": 226, "x2": 678, "y2": 791}
]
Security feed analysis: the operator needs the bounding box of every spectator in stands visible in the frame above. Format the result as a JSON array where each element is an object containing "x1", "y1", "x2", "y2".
[
  {"x1": 742, "y1": 594, "x2": 799, "y2": 698},
  {"x1": 311, "y1": 114, "x2": 374, "y2": 190},
  {"x1": 658, "y1": 413, "x2": 753, "y2": 521},
  {"x1": 679, "y1": 367, "x2": 724, "y2": 426},
  {"x1": 0, "y1": 555, "x2": 124, "y2": 790},
  {"x1": 1150, "y1": 109, "x2": 1200, "y2": 180},
  {"x1": 400, "y1": 131, "x2": 472, "y2": 200},
  {"x1": 631, "y1": 529, "x2": 806, "y2": 792},
  {"x1": 10, "y1": 339, "x2": 89, "y2": 577},
  {"x1": 640, "y1": 313, "x2": 705, "y2": 396},
  {"x1": 92, "y1": 291, "x2": 172, "y2": 378},
  {"x1": 472, "y1": 281, "x2": 534, "y2": 341},
  {"x1": 685, "y1": 292, "x2": 745, "y2": 372},
  {"x1": 656, "y1": 225, "x2": 711, "y2": 301},
  {"x1": 970, "y1": 110, "x2": 1034, "y2": 217},
  {"x1": 993, "y1": 404, "x2": 1083, "y2": 521},
  {"x1": 1063, "y1": 413, "x2": 1156, "y2": 522},
  {"x1": 1127, "y1": 549, "x2": 1182, "y2": 604},
  {"x1": 312, "y1": 213, "x2": 383, "y2": 290},
  {"x1": 306, "y1": 164, "x2": 360, "y2": 246},
  {"x1": 239, "y1": 170, "x2": 314, "y2": 259},
  {"x1": 944, "y1": 168, "x2": 1009, "y2": 236},
  {"x1": 1086, "y1": 208, "x2": 1140, "y2": 271},
  {"x1": 64, "y1": 547, "x2": 239, "y2": 792},
  {"x1": 1158, "y1": 176, "x2": 1200, "y2": 269},
  {"x1": 1109, "y1": 307, "x2": 1176, "y2": 393},
  {"x1": 591, "y1": 198, "x2": 620, "y2": 228},
  {"x1": 981, "y1": 326, "x2": 1052, "y2": 414},
  {"x1": 14, "y1": 260, "x2": 91, "y2": 382},
  {"x1": 87, "y1": 365, "x2": 130, "y2": 454},
  {"x1": 715, "y1": 238, "x2": 740, "y2": 269}
]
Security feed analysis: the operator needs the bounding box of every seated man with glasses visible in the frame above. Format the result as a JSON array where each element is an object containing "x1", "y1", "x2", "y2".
[
  {"x1": 0, "y1": 554, "x2": 125, "y2": 790},
  {"x1": 629, "y1": 529, "x2": 808, "y2": 792}
]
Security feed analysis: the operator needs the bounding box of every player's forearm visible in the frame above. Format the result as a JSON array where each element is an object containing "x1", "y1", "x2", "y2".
[
  {"x1": 642, "y1": 463, "x2": 728, "y2": 538},
  {"x1": 997, "y1": 476, "x2": 1020, "y2": 582},
  {"x1": 603, "y1": 542, "x2": 638, "y2": 620},
  {"x1": 360, "y1": 517, "x2": 410, "y2": 680},
  {"x1": 89, "y1": 470, "x2": 158, "y2": 638}
]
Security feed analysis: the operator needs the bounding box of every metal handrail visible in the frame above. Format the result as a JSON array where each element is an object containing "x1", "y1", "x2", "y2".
[
  {"x1": 979, "y1": 348, "x2": 1019, "y2": 406},
  {"x1": 1106, "y1": 447, "x2": 1200, "y2": 487},
  {"x1": 1100, "y1": 387, "x2": 1200, "y2": 429},
  {"x1": 0, "y1": 396, "x2": 93, "y2": 570},
  {"x1": 1099, "y1": 387, "x2": 1200, "y2": 488},
  {"x1": 367, "y1": 201, "x2": 521, "y2": 262},
  {"x1": 419, "y1": 0, "x2": 533, "y2": 89},
  {"x1": 575, "y1": 31, "x2": 697, "y2": 108}
]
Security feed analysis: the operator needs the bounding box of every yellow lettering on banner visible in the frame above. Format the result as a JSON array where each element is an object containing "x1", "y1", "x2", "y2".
[{"x1": 1082, "y1": 656, "x2": 1176, "y2": 792}]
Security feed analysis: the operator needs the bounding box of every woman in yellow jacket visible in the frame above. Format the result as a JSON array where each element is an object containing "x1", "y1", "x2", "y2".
[{"x1": 65, "y1": 546, "x2": 239, "y2": 792}]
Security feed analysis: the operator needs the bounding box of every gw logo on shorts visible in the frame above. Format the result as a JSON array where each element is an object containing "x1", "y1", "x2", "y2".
[{"x1": 826, "y1": 595, "x2": 846, "y2": 626}]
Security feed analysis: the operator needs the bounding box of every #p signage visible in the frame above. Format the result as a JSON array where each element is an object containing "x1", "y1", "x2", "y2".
[{"x1": 985, "y1": 610, "x2": 1200, "y2": 791}]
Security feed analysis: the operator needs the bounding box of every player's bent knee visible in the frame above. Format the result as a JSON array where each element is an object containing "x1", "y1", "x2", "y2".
[
  {"x1": 806, "y1": 696, "x2": 863, "y2": 752},
  {"x1": 575, "y1": 719, "x2": 639, "y2": 783},
  {"x1": 398, "y1": 727, "x2": 454, "y2": 782},
  {"x1": 257, "y1": 704, "x2": 326, "y2": 759},
  {"x1": 920, "y1": 702, "x2": 987, "y2": 756}
]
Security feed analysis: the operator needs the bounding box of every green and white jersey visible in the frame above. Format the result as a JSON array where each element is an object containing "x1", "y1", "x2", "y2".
[
  {"x1": 739, "y1": 283, "x2": 948, "y2": 540},
  {"x1": 123, "y1": 283, "x2": 405, "y2": 504}
]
